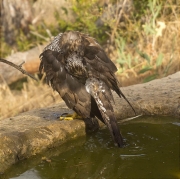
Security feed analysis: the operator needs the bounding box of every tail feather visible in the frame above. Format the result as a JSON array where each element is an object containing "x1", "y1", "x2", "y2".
[
  {"x1": 85, "y1": 78, "x2": 124, "y2": 147},
  {"x1": 109, "y1": 118, "x2": 123, "y2": 147},
  {"x1": 117, "y1": 88, "x2": 136, "y2": 116}
]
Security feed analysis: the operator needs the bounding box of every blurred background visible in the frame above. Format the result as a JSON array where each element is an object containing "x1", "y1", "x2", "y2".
[{"x1": 0, "y1": 0, "x2": 180, "y2": 120}]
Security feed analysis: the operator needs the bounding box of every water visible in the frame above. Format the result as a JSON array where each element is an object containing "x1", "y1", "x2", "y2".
[{"x1": 2, "y1": 116, "x2": 180, "y2": 179}]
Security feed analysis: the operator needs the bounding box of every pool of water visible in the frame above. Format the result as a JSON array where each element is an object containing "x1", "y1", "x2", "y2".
[{"x1": 2, "y1": 116, "x2": 180, "y2": 179}]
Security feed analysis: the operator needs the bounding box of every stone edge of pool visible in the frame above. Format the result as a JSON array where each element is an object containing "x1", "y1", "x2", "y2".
[{"x1": 0, "y1": 72, "x2": 180, "y2": 174}]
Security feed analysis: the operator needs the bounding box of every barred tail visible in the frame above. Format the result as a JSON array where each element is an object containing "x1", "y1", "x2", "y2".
[{"x1": 86, "y1": 78, "x2": 123, "y2": 147}]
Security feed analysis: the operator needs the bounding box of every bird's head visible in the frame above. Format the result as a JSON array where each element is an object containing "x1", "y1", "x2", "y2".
[{"x1": 59, "y1": 31, "x2": 84, "y2": 56}]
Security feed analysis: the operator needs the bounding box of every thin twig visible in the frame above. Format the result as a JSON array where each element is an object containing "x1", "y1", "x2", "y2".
[
  {"x1": 19, "y1": 61, "x2": 25, "y2": 68},
  {"x1": 30, "y1": 31, "x2": 49, "y2": 41},
  {"x1": 110, "y1": 0, "x2": 128, "y2": 42},
  {"x1": 0, "y1": 58, "x2": 38, "y2": 81}
]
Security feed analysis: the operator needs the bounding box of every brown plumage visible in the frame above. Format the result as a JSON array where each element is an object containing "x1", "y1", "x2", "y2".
[{"x1": 39, "y1": 31, "x2": 136, "y2": 147}]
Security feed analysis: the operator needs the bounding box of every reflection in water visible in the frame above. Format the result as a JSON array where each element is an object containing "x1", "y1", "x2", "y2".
[
  {"x1": 10, "y1": 169, "x2": 41, "y2": 179},
  {"x1": 3, "y1": 116, "x2": 180, "y2": 179},
  {"x1": 172, "y1": 122, "x2": 180, "y2": 126}
]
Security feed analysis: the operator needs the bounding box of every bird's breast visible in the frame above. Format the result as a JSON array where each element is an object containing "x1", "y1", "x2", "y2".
[{"x1": 65, "y1": 53, "x2": 87, "y2": 81}]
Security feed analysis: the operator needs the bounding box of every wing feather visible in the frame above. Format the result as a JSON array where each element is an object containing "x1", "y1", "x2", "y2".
[
  {"x1": 40, "y1": 50, "x2": 92, "y2": 118},
  {"x1": 83, "y1": 37, "x2": 136, "y2": 115}
]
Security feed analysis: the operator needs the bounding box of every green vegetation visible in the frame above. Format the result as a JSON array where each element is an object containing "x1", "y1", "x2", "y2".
[
  {"x1": 111, "y1": 0, "x2": 180, "y2": 83},
  {"x1": 55, "y1": 0, "x2": 108, "y2": 43}
]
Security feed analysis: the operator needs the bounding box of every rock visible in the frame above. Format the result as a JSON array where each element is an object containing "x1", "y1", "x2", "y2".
[
  {"x1": 114, "y1": 71, "x2": 180, "y2": 118},
  {"x1": 0, "y1": 72, "x2": 180, "y2": 173}
]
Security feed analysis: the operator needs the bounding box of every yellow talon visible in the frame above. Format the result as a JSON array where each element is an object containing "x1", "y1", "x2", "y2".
[
  {"x1": 60, "y1": 117, "x2": 73, "y2": 121},
  {"x1": 59, "y1": 112, "x2": 83, "y2": 121}
]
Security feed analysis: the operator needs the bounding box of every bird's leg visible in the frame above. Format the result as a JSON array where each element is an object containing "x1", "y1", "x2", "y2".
[
  {"x1": 83, "y1": 117, "x2": 100, "y2": 133},
  {"x1": 59, "y1": 112, "x2": 83, "y2": 121}
]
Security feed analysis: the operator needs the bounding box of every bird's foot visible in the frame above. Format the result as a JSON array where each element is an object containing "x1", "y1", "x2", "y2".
[{"x1": 59, "y1": 112, "x2": 83, "y2": 121}]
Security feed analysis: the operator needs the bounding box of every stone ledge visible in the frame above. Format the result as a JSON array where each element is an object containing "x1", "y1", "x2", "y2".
[{"x1": 0, "y1": 72, "x2": 180, "y2": 173}]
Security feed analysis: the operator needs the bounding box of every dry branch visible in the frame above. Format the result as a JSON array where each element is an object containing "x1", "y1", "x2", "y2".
[
  {"x1": 0, "y1": 58, "x2": 38, "y2": 81},
  {"x1": 0, "y1": 44, "x2": 46, "y2": 85}
]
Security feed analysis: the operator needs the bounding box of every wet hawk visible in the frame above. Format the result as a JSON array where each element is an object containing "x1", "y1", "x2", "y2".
[{"x1": 39, "y1": 31, "x2": 136, "y2": 147}]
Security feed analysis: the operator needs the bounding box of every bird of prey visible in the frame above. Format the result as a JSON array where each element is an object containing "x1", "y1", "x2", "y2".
[{"x1": 39, "y1": 31, "x2": 136, "y2": 147}]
